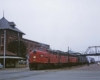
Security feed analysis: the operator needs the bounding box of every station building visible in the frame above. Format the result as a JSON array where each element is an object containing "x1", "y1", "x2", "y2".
[{"x1": 0, "y1": 17, "x2": 50, "y2": 68}]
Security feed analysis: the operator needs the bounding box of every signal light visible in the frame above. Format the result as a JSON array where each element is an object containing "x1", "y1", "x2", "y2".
[
  {"x1": 40, "y1": 55, "x2": 43, "y2": 57},
  {"x1": 33, "y1": 56, "x2": 36, "y2": 58}
]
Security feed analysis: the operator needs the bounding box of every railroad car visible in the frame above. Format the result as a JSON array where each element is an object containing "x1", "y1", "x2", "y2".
[
  {"x1": 69, "y1": 55, "x2": 78, "y2": 66},
  {"x1": 86, "y1": 57, "x2": 95, "y2": 64},
  {"x1": 78, "y1": 55, "x2": 88, "y2": 65},
  {"x1": 55, "y1": 51, "x2": 68, "y2": 67},
  {"x1": 91, "y1": 58, "x2": 95, "y2": 63}
]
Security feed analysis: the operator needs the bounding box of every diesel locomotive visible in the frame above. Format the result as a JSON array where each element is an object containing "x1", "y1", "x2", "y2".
[{"x1": 29, "y1": 47, "x2": 88, "y2": 70}]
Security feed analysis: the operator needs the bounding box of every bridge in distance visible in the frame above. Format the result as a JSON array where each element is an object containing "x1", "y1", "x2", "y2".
[{"x1": 81, "y1": 46, "x2": 100, "y2": 56}]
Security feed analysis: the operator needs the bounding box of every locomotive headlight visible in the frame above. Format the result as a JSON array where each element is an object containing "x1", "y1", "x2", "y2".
[
  {"x1": 40, "y1": 55, "x2": 43, "y2": 57},
  {"x1": 33, "y1": 56, "x2": 36, "y2": 58}
]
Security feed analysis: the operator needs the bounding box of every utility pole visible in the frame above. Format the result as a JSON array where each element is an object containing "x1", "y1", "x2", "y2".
[{"x1": 3, "y1": 30, "x2": 6, "y2": 68}]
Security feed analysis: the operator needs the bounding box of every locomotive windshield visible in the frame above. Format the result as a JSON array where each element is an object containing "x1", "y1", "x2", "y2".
[{"x1": 33, "y1": 47, "x2": 45, "y2": 51}]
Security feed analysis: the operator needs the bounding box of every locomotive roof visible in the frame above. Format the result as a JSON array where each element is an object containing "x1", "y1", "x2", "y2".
[
  {"x1": 37, "y1": 43, "x2": 50, "y2": 49},
  {"x1": 47, "y1": 49, "x2": 68, "y2": 55},
  {"x1": 47, "y1": 49, "x2": 83, "y2": 56}
]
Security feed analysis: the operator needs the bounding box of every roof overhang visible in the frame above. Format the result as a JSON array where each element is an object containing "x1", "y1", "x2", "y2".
[{"x1": 0, "y1": 56, "x2": 25, "y2": 59}]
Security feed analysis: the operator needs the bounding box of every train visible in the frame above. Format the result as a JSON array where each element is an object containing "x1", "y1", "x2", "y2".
[
  {"x1": 28, "y1": 47, "x2": 89, "y2": 70},
  {"x1": 86, "y1": 57, "x2": 95, "y2": 64}
]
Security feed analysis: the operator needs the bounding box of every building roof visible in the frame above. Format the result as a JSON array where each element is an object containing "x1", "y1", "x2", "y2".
[
  {"x1": 23, "y1": 38, "x2": 50, "y2": 49},
  {"x1": 0, "y1": 17, "x2": 25, "y2": 34},
  {"x1": 0, "y1": 51, "x2": 17, "y2": 56},
  {"x1": 23, "y1": 38, "x2": 39, "y2": 43}
]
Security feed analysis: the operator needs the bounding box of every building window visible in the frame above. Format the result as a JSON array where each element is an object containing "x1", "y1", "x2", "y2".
[
  {"x1": 30, "y1": 44, "x2": 33, "y2": 47},
  {"x1": 30, "y1": 50, "x2": 32, "y2": 52},
  {"x1": 1, "y1": 37, "x2": 4, "y2": 46},
  {"x1": 9, "y1": 37, "x2": 12, "y2": 42},
  {"x1": 0, "y1": 31, "x2": 3, "y2": 35},
  {"x1": 26, "y1": 43, "x2": 28, "y2": 47}
]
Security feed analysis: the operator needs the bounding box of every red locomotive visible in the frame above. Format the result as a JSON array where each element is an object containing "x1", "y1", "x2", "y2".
[{"x1": 28, "y1": 47, "x2": 84, "y2": 70}]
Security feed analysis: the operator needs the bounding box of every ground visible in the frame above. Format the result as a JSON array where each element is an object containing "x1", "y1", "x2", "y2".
[{"x1": 0, "y1": 63, "x2": 100, "y2": 80}]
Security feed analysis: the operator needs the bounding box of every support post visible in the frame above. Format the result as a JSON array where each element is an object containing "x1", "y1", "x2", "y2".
[
  {"x1": 3, "y1": 30, "x2": 6, "y2": 68},
  {"x1": 18, "y1": 32, "x2": 20, "y2": 56}
]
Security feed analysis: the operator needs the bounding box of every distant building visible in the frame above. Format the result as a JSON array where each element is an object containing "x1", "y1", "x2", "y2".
[{"x1": 22, "y1": 38, "x2": 50, "y2": 55}]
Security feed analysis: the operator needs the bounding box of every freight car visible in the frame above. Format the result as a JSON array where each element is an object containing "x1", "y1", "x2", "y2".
[
  {"x1": 29, "y1": 48, "x2": 88, "y2": 70},
  {"x1": 77, "y1": 55, "x2": 88, "y2": 65}
]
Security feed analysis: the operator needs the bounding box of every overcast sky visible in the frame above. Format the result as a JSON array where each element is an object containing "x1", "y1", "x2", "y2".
[{"x1": 0, "y1": 0, "x2": 100, "y2": 53}]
